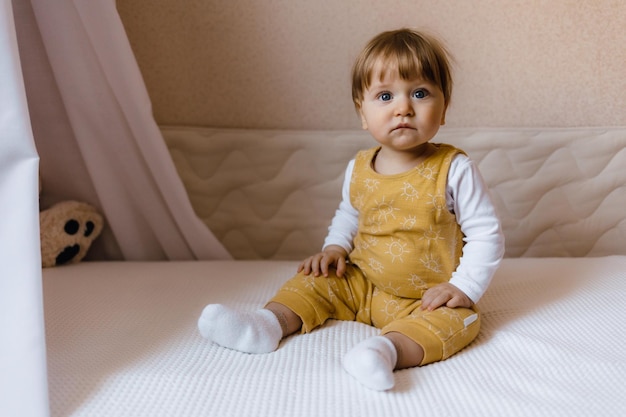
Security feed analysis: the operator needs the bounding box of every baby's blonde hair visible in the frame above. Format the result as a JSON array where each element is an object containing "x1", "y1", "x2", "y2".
[{"x1": 351, "y1": 29, "x2": 453, "y2": 109}]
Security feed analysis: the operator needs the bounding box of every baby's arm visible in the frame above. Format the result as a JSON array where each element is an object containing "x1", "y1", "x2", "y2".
[
  {"x1": 298, "y1": 161, "x2": 358, "y2": 278},
  {"x1": 423, "y1": 154, "x2": 504, "y2": 310}
]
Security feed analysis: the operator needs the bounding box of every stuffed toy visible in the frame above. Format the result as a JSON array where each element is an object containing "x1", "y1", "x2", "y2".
[{"x1": 40, "y1": 200, "x2": 104, "y2": 268}]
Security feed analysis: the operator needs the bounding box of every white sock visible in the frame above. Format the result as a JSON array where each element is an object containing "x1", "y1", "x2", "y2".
[
  {"x1": 197, "y1": 304, "x2": 283, "y2": 354},
  {"x1": 342, "y1": 336, "x2": 398, "y2": 391}
]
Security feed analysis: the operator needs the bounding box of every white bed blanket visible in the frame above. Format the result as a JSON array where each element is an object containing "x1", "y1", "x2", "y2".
[{"x1": 44, "y1": 257, "x2": 626, "y2": 417}]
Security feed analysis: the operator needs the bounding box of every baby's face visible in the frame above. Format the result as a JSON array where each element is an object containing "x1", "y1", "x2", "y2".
[{"x1": 358, "y1": 69, "x2": 447, "y2": 156}]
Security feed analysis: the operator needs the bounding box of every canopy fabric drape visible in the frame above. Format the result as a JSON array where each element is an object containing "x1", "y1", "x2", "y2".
[
  {"x1": 17, "y1": 0, "x2": 231, "y2": 261},
  {"x1": 3, "y1": 1, "x2": 230, "y2": 416},
  {"x1": 1, "y1": 2, "x2": 49, "y2": 417}
]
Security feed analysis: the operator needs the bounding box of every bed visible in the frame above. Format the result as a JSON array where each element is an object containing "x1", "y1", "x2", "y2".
[{"x1": 43, "y1": 127, "x2": 626, "y2": 417}]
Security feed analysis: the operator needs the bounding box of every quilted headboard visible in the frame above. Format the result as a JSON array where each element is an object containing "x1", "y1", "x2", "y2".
[{"x1": 163, "y1": 126, "x2": 626, "y2": 260}]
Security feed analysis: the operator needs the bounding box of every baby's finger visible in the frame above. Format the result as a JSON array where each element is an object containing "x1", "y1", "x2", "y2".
[
  {"x1": 320, "y1": 253, "x2": 333, "y2": 277},
  {"x1": 422, "y1": 290, "x2": 446, "y2": 311},
  {"x1": 335, "y1": 257, "x2": 346, "y2": 277},
  {"x1": 446, "y1": 294, "x2": 471, "y2": 309},
  {"x1": 310, "y1": 255, "x2": 323, "y2": 277},
  {"x1": 420, "y1": 289, "x2": 434, "y2": 309},
  {"x1": 320, "y1": 257, "x2": 330, "y2": 277},
  {"x1": 298, "y1": 257, "x2": 313, "y2": 275}
]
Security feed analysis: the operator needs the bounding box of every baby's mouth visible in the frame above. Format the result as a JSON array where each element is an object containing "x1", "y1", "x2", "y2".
[{"x1": 392, "y1": 123, "x2": 414, "y2": 131}]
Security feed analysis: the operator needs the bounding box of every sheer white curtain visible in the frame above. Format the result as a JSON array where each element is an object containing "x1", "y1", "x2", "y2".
[
  {"x1": 3, "y1": 1, "x2": 230, "y2": 416},
  {"x1": 19, "y1": 0, "x2": 231, "y2": 261},
  {"x1": 1, "y1": 2, "x2": 49, "y2": 417}
]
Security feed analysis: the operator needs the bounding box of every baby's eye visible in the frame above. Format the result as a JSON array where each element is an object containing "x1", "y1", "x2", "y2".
[
  {"x1": 377, "y1": 92, "x2": 392, "y2": 101},
  {"x1": 412, "y1": 89, "x2": 429, "y2": 99}
]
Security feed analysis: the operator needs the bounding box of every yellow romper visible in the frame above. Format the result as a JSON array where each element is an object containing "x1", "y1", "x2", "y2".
[{"x1": 270, "y1": 144, "x2": 481, "y2": 365}]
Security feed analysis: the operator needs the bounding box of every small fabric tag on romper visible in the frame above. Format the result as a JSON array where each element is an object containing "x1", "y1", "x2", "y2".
[{"x1": 464, "y1": 313, "x2": 478, "y2": 327}]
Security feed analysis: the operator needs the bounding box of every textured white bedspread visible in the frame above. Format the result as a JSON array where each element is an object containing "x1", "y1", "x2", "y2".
[{"x1": 44, "y1": 257, "x2": 626, "y2": 417}]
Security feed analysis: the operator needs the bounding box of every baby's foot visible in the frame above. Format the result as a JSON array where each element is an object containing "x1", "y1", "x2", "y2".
[
  {"x1": 342, "y1": 336, "x2": 398, "y2": 391},
  {"x1": 197, "y1": 304, "x2": 282, "y2": 354}
]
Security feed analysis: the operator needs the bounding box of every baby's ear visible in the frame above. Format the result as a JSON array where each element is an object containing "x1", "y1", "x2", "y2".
[
  {"x1": 359, "y1": 108, "x2": 368, "y2": 130},
  {"x1": 440, "y1": 106, "x2": 447, "y2": 126}
]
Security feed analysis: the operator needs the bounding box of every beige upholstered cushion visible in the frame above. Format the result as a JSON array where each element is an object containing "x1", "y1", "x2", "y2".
[{"x1": 163, "y1": 126, "x2": 626, "y2": 259}]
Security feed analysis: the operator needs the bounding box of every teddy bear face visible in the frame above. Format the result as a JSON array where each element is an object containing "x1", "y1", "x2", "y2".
[
  {"x1": 54, "y1": 217, "x2": 97, "y2": 264},
  {"x1": 40, "y1": 201, "x2": 103, "y2": 267}
]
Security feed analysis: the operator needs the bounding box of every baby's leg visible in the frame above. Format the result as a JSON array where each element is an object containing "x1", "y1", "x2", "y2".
[
  {"x1": 197, "y1": 302, "x2": 301, "y2": 354},
  {"x1": 342, "y1": 332, "x2": 423, "y2": 391},
  {"x1": 265, "y1": 301, "x2": 303, "y2": 335},
  {"x1": 386, "y1": 331, "x2": 425, "y2": 369},
  {"x1": 199, "y1": 265, "x2": 366, "y2": 354}
]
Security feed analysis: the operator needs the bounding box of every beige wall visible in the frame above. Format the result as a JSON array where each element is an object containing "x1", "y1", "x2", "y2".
[{"x1": 118, "y1": 0, "x2": 626, "y2": 130}]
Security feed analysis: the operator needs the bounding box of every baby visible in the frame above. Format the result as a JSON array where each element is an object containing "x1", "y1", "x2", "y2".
[{"x1": 198, "y1": 28, "x2": 504, "y2": 391}]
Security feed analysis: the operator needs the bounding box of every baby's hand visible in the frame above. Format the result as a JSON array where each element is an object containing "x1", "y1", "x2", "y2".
[
  {"x1": 297, "y1": 245, "x2": 348, "y2": 278},
  {"x1": 421, "y1": 283, "x2": 473, "y2": 311}
]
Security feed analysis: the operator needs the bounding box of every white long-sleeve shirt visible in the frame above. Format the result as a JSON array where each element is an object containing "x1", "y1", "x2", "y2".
[{"x1": 323, "y1": 153, "x2": 505, "y2": 303}]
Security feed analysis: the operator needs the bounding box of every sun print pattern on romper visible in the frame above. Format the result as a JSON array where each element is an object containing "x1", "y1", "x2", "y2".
[
  {"x1": 267, "y1": 143, "x2": 478, "y2": 362},
  {"x1": 348, "y1": 145, "x2": 466, "y2": 302}
]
